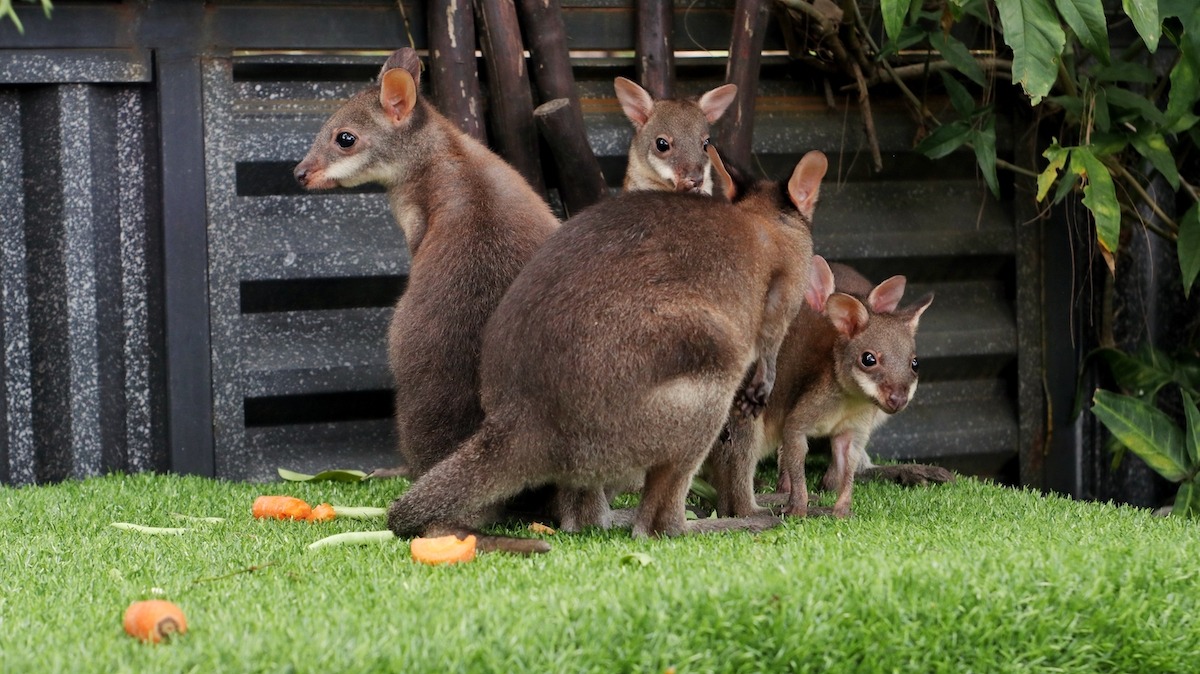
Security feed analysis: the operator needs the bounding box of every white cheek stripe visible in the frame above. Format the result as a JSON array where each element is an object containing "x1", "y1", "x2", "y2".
[
  {"x1": 646, "y1": 153, "x2": 678, "y2": 189},
  {"x1": 323, "y1": 153, "x2": 373, "y2": 185},
  {"x1": 851, "y1": 369, "x2": 882, "y2": 404}
]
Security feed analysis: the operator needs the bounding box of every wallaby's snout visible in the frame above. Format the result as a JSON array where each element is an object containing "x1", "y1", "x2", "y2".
[
  {"x1": 882, "y1": 387, "x2": 909, "y2": 413},
  {"x1": 293, "y1": 160, "x2": 314, "y2": 188}
]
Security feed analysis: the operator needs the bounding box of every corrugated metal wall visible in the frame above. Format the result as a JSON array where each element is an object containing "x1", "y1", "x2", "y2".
[{"x1": 0, "y1": 0, "x2": 1047, "y2": 487}]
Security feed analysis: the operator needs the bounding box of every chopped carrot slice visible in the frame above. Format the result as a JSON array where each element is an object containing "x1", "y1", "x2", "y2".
[
  {"x1": 410, "y1": 534, "x2": 477, "y2": 565},
  {"x1": 123, "y1": 600, "x2": 187, "y2": 643},
  {"x1": 308, "y1": 503, "x2": 336, "y2": 522},
  {"x1": 252, "y1": 495, "x2": 312, "y2": 521}
]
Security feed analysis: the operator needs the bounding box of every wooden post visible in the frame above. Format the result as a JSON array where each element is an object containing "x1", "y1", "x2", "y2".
[
  {"x1": 427, "y1": 0, "x2": 487, "y2": 143},
  {"x1": 635, "y1": 0, "x2": 674, "y2": 99},
  {"x1": 474, "y1": 0, "x2": 546, "y2": 197},
  {"x1": 515, "y1": 0, "x2": 607, "y2": 214},
  {"x1": 718, "y1": 0, "x2": 770, "y2": 169}
]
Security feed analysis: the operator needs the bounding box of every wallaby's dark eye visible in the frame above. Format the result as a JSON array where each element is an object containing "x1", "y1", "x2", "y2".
[
  {"x1": 702, "y1": 137, "x2": 711, "y2": 150},
  {"x1": 655, "y1": 137, "x2": 670, "y2": 153},
  {"x1": 336, "y1": 131, "x2": 357, "y2": 149},
  {"x1": 861, "y1": 352, "x2": 877, "y2": 367},
  {"x1": 911, "y1": 357, "x2": 919, "y2": 372}
]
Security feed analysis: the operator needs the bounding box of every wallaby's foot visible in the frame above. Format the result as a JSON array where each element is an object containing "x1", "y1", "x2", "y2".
[
  {"x1": 858, "y1": 463, "x2": 957, "y2": 486},
  {"x1": 424, "y1": 523, "x2": 551, "y2": 556},
  {"x1": 755, "y1": 492, "x2": 788, "y2": 508},
  {"x1": 831, "y1": 504, "x2": 852, "y2": 519},
  {"x1": 368, "y1": 465, "x2": 411, "y2": 479},
  {"x1": 685, "y1": 512, "x2": 782, "y2": 535}
]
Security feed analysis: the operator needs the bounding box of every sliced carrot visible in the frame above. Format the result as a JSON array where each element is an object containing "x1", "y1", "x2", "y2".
[
  {"x1": 410, "y1": 534, "x2": 477, "y2": 565},
  {"x1": 308, "y1": 503, "x2": 336, "y2": 522},
  {"x1": 252, "y1": 495, "x2": 312, "y2": 521},
  {"x1": 123, "y1": 600, "x2": 187, "y2": 643}
]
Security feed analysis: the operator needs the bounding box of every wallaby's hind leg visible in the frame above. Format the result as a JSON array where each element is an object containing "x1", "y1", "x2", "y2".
[
  {"x1": 554, "y1": 487, "x2": 613, "y2": 532},
  {"x1": 633, "y1": 463, "x2": 695, "y2": 538},
  {"x1": 857, "y1": 463, "x2": 957, "y2": 486},
  {"x1": 829, "y1": 432, "x2": 859, "y2": 519},
  {"x1": 710, "y1": 417, "x2": 765, "y2": 518}
]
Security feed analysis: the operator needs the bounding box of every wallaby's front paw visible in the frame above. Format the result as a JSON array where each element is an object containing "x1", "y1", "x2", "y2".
[{"x1": 733, "y1": 380, "x2": 770, "y2": 418}]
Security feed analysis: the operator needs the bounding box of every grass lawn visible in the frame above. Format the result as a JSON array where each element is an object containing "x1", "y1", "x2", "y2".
[{"x1": 1, "y1": 472, "x2": 1198, "y2": 673}]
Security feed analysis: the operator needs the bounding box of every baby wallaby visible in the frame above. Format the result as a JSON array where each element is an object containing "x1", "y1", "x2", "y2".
[
  {"x1": 387, "y1": 149, "x2": 829, "y2": 541},
  {"x1": 293, "y1": 49, "x2": 559, "y2": 487},
  {"x1": 709, "y1": 258, "x2": 933, "y2": 520},
  {"x1": 614, "y1": 77, "x2": 737, "y2": 194}
]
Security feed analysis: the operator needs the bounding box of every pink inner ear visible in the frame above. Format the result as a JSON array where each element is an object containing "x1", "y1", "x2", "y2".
[
  {"x1": 826, "y1": 293, "x2": 868, "y2": 337},
  {"x1": 868, "y1": 276, "x2": 906, "y2": 313},
  {"x1": 380, "y1": 69, "x2": 417, "y2": 122},
  {"x1": 613, "y1": 77, "x2": 653, "y2": 128},
  {"x1": 698, "y1": 83, "x2": 738, "y2": 123},
  {"x1": 805, "y1": 256, "x2": 835, "y2": 312}
]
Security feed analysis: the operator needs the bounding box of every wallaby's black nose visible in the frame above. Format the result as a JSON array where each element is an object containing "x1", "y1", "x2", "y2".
[
  {"x1": 886, "y1": 391, "x2": 908, "y2": 413},
  {"x1": 294, "y1": 165, "x2": 309, "y2": 186}
]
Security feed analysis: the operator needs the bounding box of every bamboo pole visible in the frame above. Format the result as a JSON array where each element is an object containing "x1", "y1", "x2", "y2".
[
  {"x1": 718, "y1": 0, "x2": 771, "y2": 169},
  {"x1": 635, "y1": 0, "x2": 674, "y2": 99},
  {"x1": 426, "y1": 0, "x2": 487, "y2": 143}
]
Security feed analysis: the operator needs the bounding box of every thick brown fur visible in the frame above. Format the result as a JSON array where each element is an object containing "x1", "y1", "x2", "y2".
[
  {"x1": 294, "y1": 48, "x2": 559, "y2": 481},
  {"x1": 387, "y1": 152, "x2": 829, "y2": 540}
]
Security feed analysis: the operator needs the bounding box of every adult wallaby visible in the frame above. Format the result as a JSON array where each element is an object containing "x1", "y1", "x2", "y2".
[
  {"x1": 614, "y1": 77, "x2": 737, "y2": 195},
  {"x1": 387, "y1": 149, "x2": 830, "y2": 540},
  {"x1": 708, "y1": 259, "x2": 934, "y2": 520},
  {"x1": 293, "y1": 49, "x2": 559, "y2": 534}
]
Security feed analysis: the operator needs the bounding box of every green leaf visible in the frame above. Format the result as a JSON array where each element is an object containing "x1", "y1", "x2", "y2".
[
  {"x1": 1130, "y1": 133, "x2": 1180, "y2": 190},
  {"x1": 1092, "y1": 389, "x2": 1188, "y2": 481},
  {"x1": 1179, "y1": 203, "x2": 1200, "y2": 297},
  {"x1": 1103, "y1": 86, "x2": 1167, "y2": 126},
  {"x1": 1122, "y1": 0, "x2": 1161, "y2": 53},
  {"x1": 1067, "y1": 148, "x2": 1121, "y2": 270},
  {"x1": 1052, "y1": 165, "x2": 1079, "y2": 204},
  {"x1": 277, "y1": 467, "x2": 369, "y2": 482},
  {"x1": 331, "y1": 506, "x2": 388, "y2": 519},
  {"x1": 881, "y1": 0, "x2": 909, "y2": 44},
  {"x1": 939, "y1": 71, "x2": 976, "y2": 117},
  {"x1": 1093, "y1": 87, "x2": 1111, "y2": 133},
  {"x1": 1173, "y1": 480, "x2": 1200, "y2": 517},
  {"x1": 996, "y1": 0, "x2": 1066, "y2": 105},
  {"x1": 1038, "y1": 142, "x2": 1069, "y2": 202},
  {"x1": 1099, "y1": 343, "x2": 1178, "y2": 399},
  {"x1": 619, "y1": 551, "x2": 655, "y2": 567},
  {"x1": 1166, "y1": 44, "x2": 1200, "y2": 133},
  {"x1": 1053, "y1": 0, "x2": 1111, "y2": 65},
  {"x1": 1047, "y1": 94, "x2": 1086, "y2": 117},
  {"x1": 1183, "y1": 389, "x2": 1200, "y2": 465},
  {"x1": 309, "y1": 530, "x2": 395, "y2": 551},
  {"x1": 970, "y1": 117, "x2": 999, "y2": 198},
  {"x1": 1091, "y1": 62, "x2": 1156, "y2": 84},
  {"x1": 916, "y1": 121, "x2": 973, "y2": 158},
  {"x1": 929, "y1": 30, "x2": 986, "y2": 86}
]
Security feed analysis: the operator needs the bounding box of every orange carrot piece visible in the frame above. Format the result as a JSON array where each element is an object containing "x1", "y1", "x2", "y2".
[
  {"x1": 123, "y1": 600, "x2": 187, "y2": 643},
  {"x1": 410, "y1": 534, "x2": 477, "y2": 565},
  {"x1": 308, "y1": 503, "x2": 336, "y2": 522},
  {"x1": 252, "y1": 495, "x2": 312, "y2": 521}
]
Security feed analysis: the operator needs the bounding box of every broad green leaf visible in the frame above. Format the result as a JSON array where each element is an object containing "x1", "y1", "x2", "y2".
[
  {"x1": 1130, "y1": 133, "x2": 1180, "y2": 189},
  {"x1": 1093, "y1": 87, "x2": 1111, "y2": 133},
  {"x1": 939, "y1": 71, "x2": 976, "y2": 117},
  {"x1": 1038, "y1": 142, "x2": 1069, "y2": 201},
  {"x1": 1048, "y1": 94, "x2": 1086, "y2": 117},
  {"x1": 1173, "y1": 479, "x2": 1200, "y2": 517},
  {"x1": 1179, "y1": 203, "x2": 1200, "y2": 297},
  {"x1": 1103, "y1": 86, "x2": 1167, "y2": 126},
  {"x1": 971, "y1": 117, "x2": 1000, "y2": 198},
  {"x1": 929, "y1": 30, "x2": 986, "y2": 86},
  {"x1": 1052, "y1": 166, "x2": 1079, "y2": 204},
  {"x1": 881, "y1": 0, "x2": 909, "y2": 43},
  {"x1": 277, "y1": 467, "x2": 369, "y2": 482},
  {"x1": 1091, "y1": 61, "x2": 1156, "y2": 84},
  {"x1": 916, "y1": 121, "x2": 973, "y2": 158},
  {"x1": 996, "y1": 0, "x2": 1066, "y2": 105},
  {"x1": 1122, "y1": 0, "x2": 1160, "y2": 53},
  {"x1": 1098, "y1": 344, "x2": 1177, "y2": 399},
  {"x1": 1084, "y1": 132, "x2": 1130, "y2": 157},
  {"x1": 620, "y1": 552, "x2": 655, "y2": 567},
  {"x1": 1183, "y1": 389, "x2": 1200, "y2": 465},
  {"x1": 1053, "y1": 0, "x2": 1111, "y2": 65},
  {"x1": 1166, "y1": 44, "x2": 1200, "y2": 133},
  {"x1": 1092, "y1": 389, "x2": 1188, "y2": 481},
  {"x1": 1068, "y1": 148, "x2": 1121, "y2": 270},
  {"x1": 688, "y1": 476, "x2": 718, "y2": 505},
  {"x1": 877, "y1": 23, "x2": 927, "y2": 58}
]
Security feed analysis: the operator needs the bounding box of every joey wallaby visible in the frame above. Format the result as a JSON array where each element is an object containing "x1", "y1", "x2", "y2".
[
  {"x1": 708, "y1": 258, "x2": 934, "y2": 520},
  {"x1": 293, "y1": 49, "x2": 559, "y2": 485},
  {"x1": 387, "y1": 149, "x2": 830, "y2": 541},
  {"x1": 614, "y1": 77, "x2": 737, "y2": 194}
]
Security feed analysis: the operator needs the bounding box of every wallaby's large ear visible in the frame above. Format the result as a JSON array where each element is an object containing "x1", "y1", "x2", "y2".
[
  {"x1": 698, "y1": 83, "x2": 738, "y2": 124},
  {"x1": 381, "y1": 48, "x2": 422, "y2": 88},
  {"x1": 867, "y1": 275, "x2": 906, "y2": 314},
  {"x1": 614, "y1": 77, "x2": 655, "y2": 129},
  {"x1": 787, "y1": 150, "x2": 829, "y2": 221},
  {"x1": 826, "y1": 293, "x2": 869, "y2": 338},
  {"x1": 380, "y1": 68, "x2": 418, "y2": 125},
  {"x1": 706, "y1": 144, "x2": 736, "y2": 202},
  {"x1": 806, "y1": 255, "x2": 835, "y2": 313},
  {"x1": 903, "y1": 293, "x2": 935, "y2": 329}
]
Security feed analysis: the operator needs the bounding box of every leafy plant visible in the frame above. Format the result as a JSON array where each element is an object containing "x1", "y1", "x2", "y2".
[{"x1": 0, "y1": 0, "x2": 52, "y2": 34}]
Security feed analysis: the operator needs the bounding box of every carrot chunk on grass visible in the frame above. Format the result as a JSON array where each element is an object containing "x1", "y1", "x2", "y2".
[
  {"x1": 123, "y1": 600, "x2": 187, "y2": 643},
  {"x1": 410, "y1": 534, "x2": 477, "y2": 565},
  {"x1": 308, "y1": 503, "x2": 336, "y2": 522},
  {"x1": 252, "y1": 495, "x2": 312, "y2": 521}
]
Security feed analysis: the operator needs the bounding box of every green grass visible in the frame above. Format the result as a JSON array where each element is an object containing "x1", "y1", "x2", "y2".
[{"x1": 1, "y1": 473, "x2": 1198, "y2": 673}]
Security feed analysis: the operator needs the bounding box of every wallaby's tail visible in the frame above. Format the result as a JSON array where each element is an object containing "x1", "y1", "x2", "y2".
[{"x1": 425, "y1": 524, "x2": 551, "y2": 556}]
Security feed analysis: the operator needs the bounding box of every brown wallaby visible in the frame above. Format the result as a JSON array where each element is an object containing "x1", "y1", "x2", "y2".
[
  {"x1": 387, "y1": 149, "x2": 830, "y2": 540},
  {"x1": 614, "y1": 77, "x2": 737, "y2": 194},
  {"x1": 293, "y1": 49, "x2": 559, "y2": 545},
  {"x1": 708, "y1": 258, "x2": 934, "y2": 520}
]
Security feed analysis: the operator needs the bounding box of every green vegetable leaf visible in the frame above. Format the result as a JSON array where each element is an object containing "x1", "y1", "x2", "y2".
[
  {"x1": 620, "y1": 552, "x2": 655, "y2": 567},
  {"x1": 1121, "y1": 0, "x2": 1160, "y2": 53},
  {"x1": 111, "y1": 522, "x2": 189, "y2": 535},
  {"x1": 1130, "y1": 133, "x2": 1180, "y2": 190},
  {"x1": 1067, "y1": 147, "x2": 1120, "y2": 272},
  {"x1": 996, "y1": 0, "x2": 1066, "y2": 105},
  {"x1": 970, "y1": 117, "x2": 999, "y2": 198},
  {"x1": 309, "y1": 530, "x2": 395, "y2": 551},
  {"x1": 939, "y1": 71, "x2": 976, "y2": 117},
  {"x1": 1179, "y1": 203, "x2": 1200, "y2": 297},
  {"x1": 1173, "y1": 479, "x2": 1200, "y2": 517},
  {"x1": 1053, "y1": 0, "x2": 1111, "y2": 65},
  {"x1": 916, "y1": 121, "x2": 973, "y2": 159},
  {"x1": 881, "y1": 0, "x2": 909, "y2": 44},
  {"x1": 1092, "y1": 389, "x2": 1188, "y2": 482},
  {"x1": 1183, "y1": 389, "x2": 1200, "y2": 465},
  {"x1": 929, "y1": 30, "x2": 986, "y2": 86},
  {"x1": 331, "y1": 506, "x2": 388, "y2": 519},
  {"x1": 277, "y1": 467, "x2": 369, "y2": 482},
  {"x1": 1038, "y1": 142, "x2": 1069, "y2": 202}
]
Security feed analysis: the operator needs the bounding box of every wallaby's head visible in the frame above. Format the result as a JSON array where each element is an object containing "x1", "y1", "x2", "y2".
[
  {"x1": 825, "y1": 278, "x2": 934, "y2": 414},
  {"x1": 709, "y1": 145, "x2": 828, "y2": 236},
  {"x1": 614, "y1": 77, "x2": 737, "y2": 194},
  {"x1": 294, "y1": 48, "x2": 425, "y2": 191}
]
